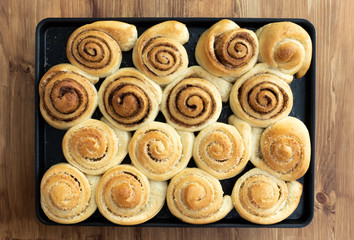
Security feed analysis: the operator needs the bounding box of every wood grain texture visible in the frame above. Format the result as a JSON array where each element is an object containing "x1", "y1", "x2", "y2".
[{"x1": 1, "y1": 0, "x2": 353, "y2": 239}]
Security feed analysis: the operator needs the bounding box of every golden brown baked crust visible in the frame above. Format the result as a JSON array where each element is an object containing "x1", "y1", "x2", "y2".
[
  {"x1": 173, "y1": 66, "x2": 232, "y2": 102},
  {"x1": 62, "y1": 118, "x2": 130, "y2": 175},
  {"x1": 98, "y1": 67, "x2": 162, "y2": 131},
  {"x1": 160, "y1": 74, "x2": 222, "y2": 132},
  {"x1": 129, "y1": 121, "x2": 194, "y2": 181},
  {"x1": 192, "y1": 117, "x2": 251, "y2": 179},
  {"x1": 38, "y1": 63, "x2": 98, "y2": 130},
  {"x1": 250, "y1": 116, "x2": 311, "y2": 181},
  {"x1": 167, "y1": 168, "x2": 233, "y2": 224},
  {"x1": 195, "y1": 19, "x2": 259, "y2": 82},
  {"x1": 132, "y1": 21, "x2": 189, "y2": 86},
  {"x1": 40, "y1": 163, "x2": 99, "y2": 224},
  {"x1": 230, "y1": 63, "x2": 293, "y2": 127},
  {"x1": 66, "y1": 21, "x2": 137, "y2": 78},
  {"x1": 95, "y1": 164, "x2": 167, "y2": 225},
  {"x1": 256, "y1": 21, "x2": 312, "y2": 78},
  {"x1": 232, "y1": 168, "x2": 302, "y2": 225}
]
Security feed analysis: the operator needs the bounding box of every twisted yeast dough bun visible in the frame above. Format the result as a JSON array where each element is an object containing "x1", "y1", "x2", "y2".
[
  {"x1": 67, "y1": 21, "x2": 137, "y2": 78},
  {"x1": 195, "y1": 19, "x2": 259, "y2": 82},
  {"x1": 132, "y1": 21, "x2": 189, "y2": 86},
  {"x1": 38, "y1": 64, "x2": 98, "y2": 130},
  {"x1": 256, "y1": 21, "x2": 312, "y2": 78}
]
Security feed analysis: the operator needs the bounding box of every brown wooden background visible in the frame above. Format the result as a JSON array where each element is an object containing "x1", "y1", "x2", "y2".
[{"x1": 1, "y1": 0, "x2": 353, "y2": 239}]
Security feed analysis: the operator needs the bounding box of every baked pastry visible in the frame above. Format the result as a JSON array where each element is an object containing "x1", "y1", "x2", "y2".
[
  {"x1": 40, "y1": 163, "x2": 100, "y2": 224},
  {"x1": 173, "y1": 66, "x2": 232, "y2": 102},
  {"x1": 195, "y1": 19, "x2": 259, "y2": 82},
  {"x1": 160, "y1": 75, "x2": 222, "y2": 132},
  {"x1": 250, "y1": 116, "x2": 311, "y2": 181},
  {"x1": 192, "y1": 116, "x2": 251, "y2": 179},
  {"x1": 95, "y1": 164, "x2": 167, "y2": 225},
  {"x1": 129, "y1": 121, "x2": 194, "y2": 181},
  {"x1": 66, "y1": 21, "x2": 137, "y2": 78},
  {"x1": 232, "y1": 168, "x2": 303, "y2": 225},
  {"x1": 256, "y1": 21, "x2": 312, "y2": 78},
  {"x1": 62, "y1": 118, "x2": 130, "y2": 175},
  {"x1": 230, "y1": 63, "x2": 293, "y2": 127},
  {"x1": 98, "y1": 67, "x2": 162, "y2": 131},
  {"x1": 167, "y1": 168, "x2": 233, "y2": 224},
  {"x1": 38, "y1": 63, "x2": 98, "y2": 130},
  {"x1": 132, "y1": 21, "x2": 189, "y2": 86}
]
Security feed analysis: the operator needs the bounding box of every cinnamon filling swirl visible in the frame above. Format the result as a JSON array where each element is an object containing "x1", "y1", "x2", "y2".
[
  {"x1": 214, "y1": 30, "x2": 257, "y2": 69},
  {"x1": 45, "y1": 79, "x2": 88, "y2": 121},
  {"x1": 104, "y1": 81, "x2": 151, "y2": 126},
  {"x1": 166, "y1": 81, "x2": 216, "y2": 127},
  {"x1": 70, "y1": 32, "x2": 114, "y2": 70}
]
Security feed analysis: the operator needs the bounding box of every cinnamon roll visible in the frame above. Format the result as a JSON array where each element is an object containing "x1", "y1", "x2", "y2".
[
  {"x1": 40, "y1": 163, "x2": 100, "y2": 224},
  {"x1": 98, "y1": 68, "x2": 162, "y2": 131},
  {"x1": 96, "y1": 164, "x2": 167, "y2": 225},
  {"x1": 62, "y1": 118, "x2": 130, "y2": 175},
  {"x1": 256, "y1": 22, "x2": 312, "y2": 79},
  {"x1": 173, "y1": 66, "x2": 232, "y2": 102},
  {"x1": 132, "y1": 21, "x2": 189, "y2": 86},
  {"x1": 38, "y1": 64, "x2": 98, "y2": 130},
  {"x1": 192, "y1": 117, "x2": 251, "y2": 179},
  {"x1": 250, "y1": 117, "x2": 311, "y2": 181},
  {"x1": 195, "y1": 19, "x2": 259, "y2": 82},
  {"x1": 129, "y1": 121, "x2": 194, "y2": 181},
  {"x1": 160, "y1": 75, "x2": 222, "y2": 132},
  {"x1": 232, "y1": 168, "x2": 303, "y2": 225},
  {"x1": 230, "y1": 63, "x2": 293, "y2": 127},
  {"x1": 167, "y1": 168, "x2": 233, "y2": 224},
  {"x1": 67, "y1": 21, "x2": 137, "y2": 78}
]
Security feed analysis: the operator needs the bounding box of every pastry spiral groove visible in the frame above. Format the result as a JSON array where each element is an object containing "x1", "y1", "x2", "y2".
[
  {"x1": 67, "y1": 21, "x2": 137, "y2": 77},
  {"x1": 251, "y1": 116, "x2": 311, "y2": 181},
  {"x1": 98, "y1": 68, "x2": 162, "y2": 131},
  {"x1": 195, "y1": 19, "x2": 258, "y2": 81},
  {"x1": 161, "y1": 77, "x2": 222, "y2": 132},
  {"x1": 129, "y1": 121, "x2": 194, "y2": 181},
  {"x1": 96, "y1": 165, "x2": 167, "y2": 225},
  {"x1": 40, "y1": 163, "x2": 99, "y2": 224},
  {"x1": 167, "y1": 168, "x2": 233, "y2": 224},
  {"x1": 256, "y1": 21, "x2": 312, "y2": 78},
  {"x1": 38, "y1": 64, "x2": 98, "y2": 130},
  {"x1": 62, "y1": 119, "x2": 129, "y2": 175},
  {"x1": 230, "y1": 63, "x2": 293, "y2": 127},
  {"x1": 232, "y1": 168, "x2": 302, "y2": 224},
  {"x1": 193, "y1": 119, "x2": 250, "y2": 180},
  {"x1": 132, "y1": 21, "x2": 189, "y2": 86}
]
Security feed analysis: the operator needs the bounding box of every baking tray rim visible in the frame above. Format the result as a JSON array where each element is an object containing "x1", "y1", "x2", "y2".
[{"x1": 34, "y1": 17, "x2": 316, "y2": 228}]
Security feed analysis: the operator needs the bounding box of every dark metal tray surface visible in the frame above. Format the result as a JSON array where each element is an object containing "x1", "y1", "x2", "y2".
[{"x1": 35, "y1": 18, "x2": 316, "y2": 227}]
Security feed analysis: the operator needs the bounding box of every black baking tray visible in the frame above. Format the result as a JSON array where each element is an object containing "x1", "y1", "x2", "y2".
[{"x1": 35, "y1": 18, "x2": 316, "y2": 228}]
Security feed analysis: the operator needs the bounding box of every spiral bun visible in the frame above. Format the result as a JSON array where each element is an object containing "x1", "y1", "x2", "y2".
[
  {"x1": 230, "y1": 63, "x2": 293, "y2": 127},
  {"x1": 38, "y1": 64, "x2": 98, "y2": 130},
  {"x1": 256, "y1": 21, "x2": 312, "y2": 78},
  {"x1": 250, "y1": 116, "x2": 311, "y2": 181},
  {"x1": 167, "y1": 168, "x2": 233, "y2": 224},
  {"x1": 98, "y1": 68, "x2": 162, "y2": 131},
  {"x1": 129, "y1": 121, "x2": 194, "y2": 181},
  {"x1": 62, "y1": 119, "x2": 130, "y2": 175},
  {"x1": 195, "y1": 19, "x2": 259, "y2": 82},
  {"x1": 96, "y1": 165, "x2": 167, "y2": 225},
  {"x1": 161, "y1": 70, "x2": 223, "y2": 132},
  {"x1": 132, "y1": 21, "x2": 189, "y2": 86},
  {"x1": 40, "y1": 163, "x2": 99, "y2": 224},
  {"x1": 67, "y1": 21, "x2": 137, "y2": 78},
  {"x1": 232, "y1": 168, "x2": 303, "y2": 224},
  {"x1": 192, "y1": 117, "x2": 251, "y2": 180}
]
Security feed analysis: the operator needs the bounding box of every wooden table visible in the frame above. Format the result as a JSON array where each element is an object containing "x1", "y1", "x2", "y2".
[{"x1": 1, "y1": 0, "x2": 353, "y2": 239}]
